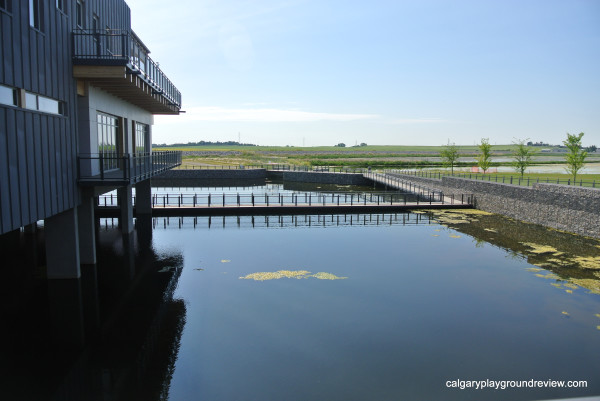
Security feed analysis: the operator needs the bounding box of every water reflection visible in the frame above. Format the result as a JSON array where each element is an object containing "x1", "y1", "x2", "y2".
[
  {"x1": 0, "y1": 217, "x2": 186, "y2": 401},
  {"x1": 101, "y1": 213, "x2": 434, "y2": 230},
  {"x1": 420, "y1": 209, "x2": 600, "y2": 295}
]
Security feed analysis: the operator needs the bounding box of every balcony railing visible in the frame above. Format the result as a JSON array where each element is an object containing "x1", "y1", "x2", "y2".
[
  {"x1": 72, "y1": 29, "x2": 181, "y2": 109},
  {"x1": 78, "y1": 151, "x2": 182, "y2": 186}
]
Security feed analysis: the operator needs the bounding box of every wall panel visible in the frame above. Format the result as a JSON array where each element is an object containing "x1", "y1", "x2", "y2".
[
  {"x1": 0, "y1": 108, "x2": 11, "y2": 232},
  {"x1": 1, "y1": 0, "x2": 136, "y2": 234}
]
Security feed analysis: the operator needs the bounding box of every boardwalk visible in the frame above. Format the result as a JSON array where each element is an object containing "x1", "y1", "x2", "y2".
[{"x1": 95, "y1": 172, "x2": 473, "y2": 217}]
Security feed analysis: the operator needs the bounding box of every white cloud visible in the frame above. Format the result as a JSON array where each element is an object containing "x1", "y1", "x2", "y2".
[{"x1": 178, "y1": 106, "x2": 380, "y2": 122}]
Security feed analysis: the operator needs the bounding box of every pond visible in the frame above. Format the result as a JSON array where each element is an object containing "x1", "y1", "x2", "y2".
[
  {"x1": 1, "y1": 201, "x2": 599, "y2": 400},
  {"x1": 149, "y1": 210, "x2": 600, "y2": 401}
]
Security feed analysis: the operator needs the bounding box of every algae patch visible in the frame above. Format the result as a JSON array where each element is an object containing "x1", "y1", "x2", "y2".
[
  {"x1": 535, "y1": 273, "x2": 560, "y2": 280},
  {"x1": 520, "y1": 242, "x2": 558, "y2": 254},
  {"x1": 569, "y1": 279, "x2": 600, "y2": 295},
  {"x1": 310, "y1": 272, "x2": 348, "y2": 280},
  {"x1": 571, "y1": 256, "x2": 600, "y2": 270},
  {"x1": 239, "y1": 270, "x2": 347, "y2": 281}
]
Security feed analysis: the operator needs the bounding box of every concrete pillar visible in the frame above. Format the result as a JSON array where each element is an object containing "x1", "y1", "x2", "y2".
[
  {"x1": 78, "y1": 189, "x2": 97, "y2": 265},
  {"x1": 45, "y1": 208, "x2": 81, "y2": 279},
  {"x1": 135, "y1": 179, "x2": 152, "y2": 215},
  {"x1": 118, "y1": 185, "x2": 134, "y2": 233}
]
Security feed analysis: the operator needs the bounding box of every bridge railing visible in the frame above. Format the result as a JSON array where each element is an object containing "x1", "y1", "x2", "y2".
[
  {"x1": 173, "y1": 164, "x2": 369, "y2": 173},
  {"x1": 96, "y1": 189, "x2": 473, "y2": 208}
]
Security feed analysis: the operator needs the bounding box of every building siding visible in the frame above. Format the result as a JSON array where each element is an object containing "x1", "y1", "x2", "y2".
[{"x1": 0, "y1": 0, "x2": 133, "y2": 234}]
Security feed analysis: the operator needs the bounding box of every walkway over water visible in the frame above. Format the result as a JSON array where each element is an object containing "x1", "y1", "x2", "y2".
[{"x1": 96, "y1": 171, "x2": 473, "y2": 217}]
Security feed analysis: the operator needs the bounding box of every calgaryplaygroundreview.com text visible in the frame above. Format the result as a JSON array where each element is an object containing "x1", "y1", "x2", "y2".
[{"x1": 446, "y1": 379, "x2": 588, "y2": 391}]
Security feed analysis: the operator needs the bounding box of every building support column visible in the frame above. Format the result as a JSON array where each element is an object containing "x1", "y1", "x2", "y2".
[
  {"x1": 118, "y1": 185, "x2": 134, "y2": 234},
  {"x1": 78, "y1": 188, "x2": 96, "y2": 265},
  {"x1": 135, "y1": 179, "x2": 152, "y2": 215},
  {"x1": 45, "y1": 208, "x2": 81, "y2": 279}
]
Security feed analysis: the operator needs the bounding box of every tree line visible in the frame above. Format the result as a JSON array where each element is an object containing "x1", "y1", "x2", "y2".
[{"x1": 440, "y1": 133, "x2": 590, "y2": 182}]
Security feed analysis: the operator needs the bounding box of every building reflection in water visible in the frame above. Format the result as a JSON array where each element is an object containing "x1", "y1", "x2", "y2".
[{"x1": 0, "y1": 216, "x2": 186, "y2": 401}]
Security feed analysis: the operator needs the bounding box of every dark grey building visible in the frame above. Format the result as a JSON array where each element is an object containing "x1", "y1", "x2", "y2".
[{"x1": 0, "y1": 0, "x2": 182, "y2": 277}]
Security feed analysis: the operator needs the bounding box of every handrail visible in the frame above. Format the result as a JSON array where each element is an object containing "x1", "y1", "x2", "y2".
[
  {"x1": 96, "y1": 189, "x2": 474, "y2": 208},
  {"x1": 78, "y1": 151, "x2": 182, "y2": 184},
  {"x1": 72, "y1": 29, "x2": 182, "y2": 108}
]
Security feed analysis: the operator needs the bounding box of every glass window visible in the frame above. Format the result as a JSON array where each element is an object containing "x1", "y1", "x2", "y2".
[
  {"x1": 37, "y1": 96, "x2": 59, "y2": 114},
  {"x1": 134, "y1": 122, "x2": 149, "y2": 154},
  {"x1": 25, "y1": 92, "x2": 37, "y2": 110},
  {"x1": 76, "y1": 0, "x2": 84, "y2": 28},
  {"x1": 0, "y1": 85, "x2": 16, "y2": 106},
  {"x1": 97, "y1": 112, "x2": 119, "y2": 171},
  {"x1": 29, "y1": 0, "x2": 42, "y2": 30},
  {"x1": 56, "y1": 0, "x2": 64, "y2": 13},
  {"x1": 23, "y1": 91, "x2": 66, "y2": 115}
]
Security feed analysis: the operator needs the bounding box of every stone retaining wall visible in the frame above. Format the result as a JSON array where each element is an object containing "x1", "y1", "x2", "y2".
[
  {"x1": 385, "y1": 173, "x2": 600, "y2": 238},
  {"x1": 279, "y1": 171, "x2": 371, "y2": 185},
  {"x1": 156, "y1": 169, "x2": 370, "y2": 185}
]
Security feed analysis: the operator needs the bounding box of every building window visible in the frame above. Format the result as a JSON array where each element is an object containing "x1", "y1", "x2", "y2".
[
  {"x1": 0, "y1": 85, "x2": 17, "y2": 106},
  {"x1": 1, "y1": 0, "x2": 11, "y2": 13},
  {"x1": 56, "y1": 0, "x2": 65, "y2": 13},
  {"x1": 134, "y1": 122, "x2": 149, "y2": 154},
  {"x1": 23, "y1": 91, "x2": 66, "y2": 115},
  {"x1": 29, "y1": 0, "x2": 43, "y2": 31},
  {"x1": 76, "y1": 0, "x2": 84, "y2": 28},
  {"x1": 97, "y1": 112, "x2": 119, "y2": 171}
]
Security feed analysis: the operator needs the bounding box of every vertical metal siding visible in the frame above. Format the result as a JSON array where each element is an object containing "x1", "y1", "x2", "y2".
[{"x1": 0, "y1": 0, "x2": 135, "y2": 234}]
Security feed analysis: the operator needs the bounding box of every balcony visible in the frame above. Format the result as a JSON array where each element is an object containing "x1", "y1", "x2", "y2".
[
  {"x1": 72, "y1": 30, "x2": 181, "y2": 114},
  {"x1": 78, "y1": 151, "x2": 182, "y2": 186}
]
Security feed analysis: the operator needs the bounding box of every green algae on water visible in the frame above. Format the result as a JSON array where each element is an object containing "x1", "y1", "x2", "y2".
[{"x1": 239, "y1": 270, "x2": 347, "y2": 281}]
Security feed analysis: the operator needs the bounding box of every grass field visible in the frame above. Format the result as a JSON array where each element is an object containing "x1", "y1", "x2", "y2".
[
  {"x1": 154, "y1": 144, "x2": 519, "y2": 153},
  {"x1": 155, "y1": 144, "x2": 600, "y2": 176}
]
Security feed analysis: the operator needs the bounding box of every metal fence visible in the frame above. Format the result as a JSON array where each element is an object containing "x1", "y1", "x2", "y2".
[
  {"x1": 72, "y1": 29, "x2": 182, "y2": 108},
  {"x1": 78, "y1": 151, "x2": 182, "y2": 184},
  {"x1": 97, "y1": 190, "x2": 464, "y2": 208},
  {"x1": 173, "y1": 164, "x2": 368, "y2": 173},
  {"x1": 388, "y1": 169, "x2": 598, "y2": 187}
]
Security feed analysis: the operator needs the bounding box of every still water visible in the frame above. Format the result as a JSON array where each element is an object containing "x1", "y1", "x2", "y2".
[
  {"x1": 153, "y1": 211, "x2": 600, "y2": 401},
  {"x1": 1, "y1": 208, "x2": 600, "y2": 400}
]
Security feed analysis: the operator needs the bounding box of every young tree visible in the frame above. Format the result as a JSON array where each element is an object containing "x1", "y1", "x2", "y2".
[
  {"x1": 477, "y1": 138, "x2": 492, "y2": 173},
  {"x1": 440, "y1": 141, "x2": 459, "y2": 174},
  {"x1": 511, "y1": 138, "x2": 536, "y2": 178},
  {"x1": 563, "y1": 132, "x2": 587, "y2": 183}
]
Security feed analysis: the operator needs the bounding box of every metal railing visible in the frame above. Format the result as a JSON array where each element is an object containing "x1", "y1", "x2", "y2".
[
  {"x1": 78, "y1": 151, "x2": 182, "y2": 184},
  {"x1": 174, "y1": 164, "x2": 369, "y2": 173},
  {"x1": 72, "y1": 29, "x2": 181, "y2": 108},
  {"x1": 388, "y1": 169, "x2": 598, "y2": 188},
  {"x1": 97, "y1": 189, "x2": 472, "y2": 208}
]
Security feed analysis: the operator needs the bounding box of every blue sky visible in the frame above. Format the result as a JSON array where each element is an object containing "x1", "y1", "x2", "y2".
[{"x1": 126, "y1": 0, "x2": 600, "y2": 146}]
